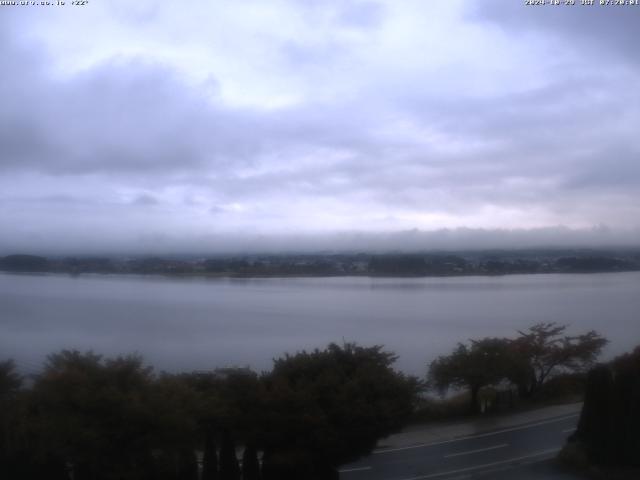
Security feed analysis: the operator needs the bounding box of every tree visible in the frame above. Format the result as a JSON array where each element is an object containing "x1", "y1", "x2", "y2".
[
  {"x1": 147, "y1": 373, "x2": 202, "y2": 478},
  {"x1": 30, "y1": 350, "x2": 161, "y2": 480},
  {"x1": 219, "y1": 430, "x2": 240, "y2": 480},
  {"x1": 0, "y1": 359, "x2": 21, "y2": 396},
  {"x1": 260, "y1": 343, "x2": 419, "y2": 478},
  {"x1": 181, "y1": 368, "x2": 262, "y2": 480},
  {"x1": 573, "y1": 365, "x2": 616, "y2": 464},
  {"x1": 177, "y1": 448, "x2": 199, "y2": 480},
  {"x1": 428, "y1": 338, "x2": 512, "y2": 413},
  {"x1": 570, "y1": 345, "x2": 640, "y2": 467},
  {"x1": 201, "y1": 430, "x2": 219, "y2": 480},
  {"x1": 242, "y1": 444, "x2": 261, "y2": 480},
  {"x1": 0, "y1": 360, "x2": 24, "y2": 477},
  {"x1": 510, "y1": 323, "x2": 608, "y2": 398}
]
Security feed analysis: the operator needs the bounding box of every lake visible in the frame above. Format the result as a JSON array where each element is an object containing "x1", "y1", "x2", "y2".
[{"x1": 1, "y1": 271, "x2": 639, "y2": 376}]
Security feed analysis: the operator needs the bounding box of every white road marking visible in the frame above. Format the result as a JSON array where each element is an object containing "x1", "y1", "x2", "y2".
[
  {"x1": 443, "y1": 443, "x2": 508, "y2": 458},
  {"x1": 562, "y1": 427, "x2": 576, "y2": 433},
  {"x1": 338, "y1": 466, "x2": 372, "y2": 473},
  {"x1": 395, "y1": 447, "x2": 561, "y2": 480},
  {"x1": 373, "y1": 413, "x2": 578, "y2": 454}
]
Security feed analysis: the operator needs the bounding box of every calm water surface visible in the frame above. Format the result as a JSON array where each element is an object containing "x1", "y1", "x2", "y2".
[{"x1": 1, "y1": 272, "x2": 639, "y2": 376}]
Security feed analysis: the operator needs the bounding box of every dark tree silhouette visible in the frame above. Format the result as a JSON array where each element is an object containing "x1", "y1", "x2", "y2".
[
  {"x1": 0, "y1": 359, "x2": 21, "y2": 395},
  {"x1": 571, "y1": 346, "x2": 640, "y2": 467},
  {"x1": 241, "y1": 444, "x2": 261, "y2": 480},
  {"x1": 0, "y1": 343, "x2": 418, "y2": 479},
  {"x1": 511, "y1": 323, "x2": 607, "y2": 398},
  {"x1": 202, "y1": 431, "x2": 219, "y2": 480},
  {"x1": 177, "y1": 448, "x2": 199, "y2": 480},
  {"x1": 260, "y1": 342, "x2": 419, "y2": 477},
  {"x1": 429, "y1": 338, "x2": 512, "y2": 413},
  {"x1": 219, "y1": 430, "x2": 240, "y2": 480}
]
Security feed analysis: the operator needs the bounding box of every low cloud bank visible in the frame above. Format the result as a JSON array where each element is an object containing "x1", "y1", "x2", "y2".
[{"x1": 1, "y1": 226, "x2": 638, "y2": 256}]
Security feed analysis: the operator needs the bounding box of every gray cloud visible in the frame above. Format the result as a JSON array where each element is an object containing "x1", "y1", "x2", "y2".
[
  {"x1": 131, "y1": 194, "x2": 159, "y2": 206},
  {"x1": 472, "y1": 1, "x2": 640, "y2": 64},
  {"x1": 1, "y1": 1, "x2": 639, "y2": 252},
  {"x1": 1, "y1": 57, "x2": 252, "y2": 175}
]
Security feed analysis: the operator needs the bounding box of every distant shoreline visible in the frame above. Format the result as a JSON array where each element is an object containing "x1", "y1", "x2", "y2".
[
  {"x1": 2, "y1": 267, "x2": 639, "y2": 281},
  {"x1": 2, "y1": 250, "x2": 639, "y2": 280}
]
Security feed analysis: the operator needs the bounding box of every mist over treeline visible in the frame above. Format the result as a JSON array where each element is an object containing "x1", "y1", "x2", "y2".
[
  {"x1": 1, "y1": 226, "x2": 639, "y2": 257},
  {"x1": 2, "y1": 246, "x2": 640, "y2": 278}
]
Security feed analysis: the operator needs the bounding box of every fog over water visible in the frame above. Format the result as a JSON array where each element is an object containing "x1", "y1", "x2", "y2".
[{"x1": 2, "y1": 271, "x2": 638, "y2": 376}]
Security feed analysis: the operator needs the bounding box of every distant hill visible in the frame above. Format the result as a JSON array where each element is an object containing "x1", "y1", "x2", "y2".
[{"x1": 0, "y1": 254, "x2": 49, "y2": 272}]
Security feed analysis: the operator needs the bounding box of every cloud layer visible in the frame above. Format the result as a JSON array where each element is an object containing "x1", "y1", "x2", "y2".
[{"x1": 1, "y1": 1, "x2": 639, "y2": 253}]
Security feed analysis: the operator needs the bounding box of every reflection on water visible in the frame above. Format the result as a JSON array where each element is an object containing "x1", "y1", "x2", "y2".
[{"x1": 1, "y1": 272, "x2": 639, "y2": 376}]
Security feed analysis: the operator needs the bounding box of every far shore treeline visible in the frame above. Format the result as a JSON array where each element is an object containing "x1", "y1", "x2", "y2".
[
  {"x1": 1, "y1": 322, "x2": 623, "y2": 479},
  {"x1": 1, "y1": 249, "x2": 640, "y2": 278}
]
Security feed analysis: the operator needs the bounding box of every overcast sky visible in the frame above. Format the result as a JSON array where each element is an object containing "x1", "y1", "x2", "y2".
[{"x1": 1, "y1": 0, "x2": 639, "y2": 253}]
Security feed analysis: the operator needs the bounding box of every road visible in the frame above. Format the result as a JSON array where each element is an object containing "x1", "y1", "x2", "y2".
[{"x1": 339, "y1": 413, "x2": 582, "y2": 480}]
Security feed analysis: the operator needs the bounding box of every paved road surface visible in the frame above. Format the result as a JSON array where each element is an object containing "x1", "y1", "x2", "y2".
[{"x1": 339, "y1": 413, "x2": 582, "y2": 479}]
